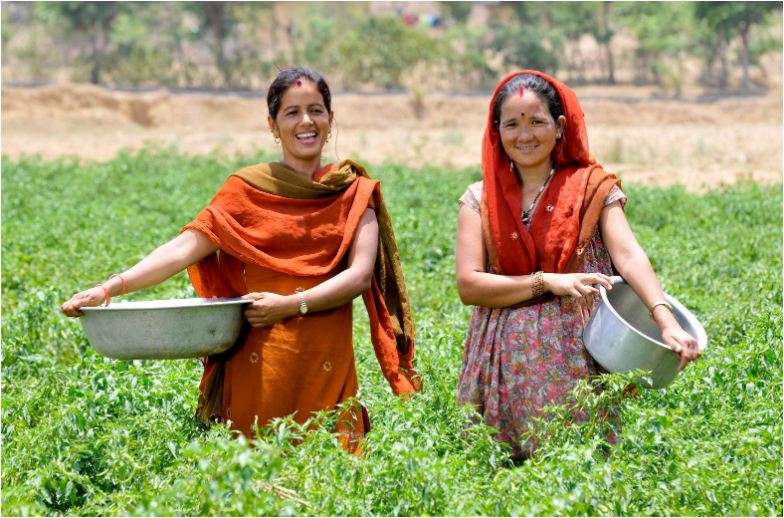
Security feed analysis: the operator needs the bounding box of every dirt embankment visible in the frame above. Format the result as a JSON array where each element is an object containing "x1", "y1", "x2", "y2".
[{"x1": 2, "y1": 83, "x2": 781, "y2": 191}]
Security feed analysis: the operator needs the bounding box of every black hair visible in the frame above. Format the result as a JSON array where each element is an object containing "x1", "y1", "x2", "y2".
[
  {"x1": 492, "y1": 74, "x2": 564, "y2": 131},
  {"x1": 266, "y1": 67, "x2": 332, "y2": 120}
]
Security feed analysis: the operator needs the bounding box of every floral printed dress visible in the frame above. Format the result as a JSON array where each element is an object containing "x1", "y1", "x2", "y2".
[{"x1": 457, "y1": 181, "x2": 626, "y2": 457}]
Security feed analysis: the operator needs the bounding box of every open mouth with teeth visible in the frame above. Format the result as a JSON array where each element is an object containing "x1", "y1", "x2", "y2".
[{"x1": 295, "y1": 131, "x2": 319, "y2": 144}]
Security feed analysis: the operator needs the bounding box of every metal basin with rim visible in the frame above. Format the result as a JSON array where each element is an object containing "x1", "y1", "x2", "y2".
[
  {"x1": 583, "y1": 276, "x2": 707, "y2": 389},
  {"x1": 80, "y1": 297, "x2": 252, "y2": 360}
]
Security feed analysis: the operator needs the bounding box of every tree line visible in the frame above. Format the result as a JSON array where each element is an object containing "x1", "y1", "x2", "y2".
[{"x1": 1, "y1": 1, "x2": 781, "y2": 94}]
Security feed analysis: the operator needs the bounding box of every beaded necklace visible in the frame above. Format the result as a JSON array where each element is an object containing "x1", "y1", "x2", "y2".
[{"x1": 521, "y1": 168, "x2": 555, "y2": 226}]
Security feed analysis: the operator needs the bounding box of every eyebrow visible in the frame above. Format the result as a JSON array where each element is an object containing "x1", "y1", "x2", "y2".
[
  {"x1": 500, "y1": 112, "x2": 550, "y2": 127},
  {"x1": 283, "y1": 102, "x2": 325, "y2": 111}
]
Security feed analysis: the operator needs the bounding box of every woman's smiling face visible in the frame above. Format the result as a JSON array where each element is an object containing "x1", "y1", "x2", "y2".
[
  {"x1": 269, "y1": 79, "x2": 333, "y2": 164},
  {"x1": 498, "y1": 89, "x2": 565, "y2": 173}
]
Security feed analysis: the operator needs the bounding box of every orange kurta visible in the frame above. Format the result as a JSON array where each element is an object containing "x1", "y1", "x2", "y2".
[
  {"x1": 181, "y1": 161, "x2": 418, "y2": 448},
  {"x1": 224, "y1": 263, "x2": 364, "y2": 441}
]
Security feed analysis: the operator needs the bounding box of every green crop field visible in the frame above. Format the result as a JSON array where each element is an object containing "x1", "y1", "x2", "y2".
[{"x1": 2, "y1": 149, "x2": 781, "y2": 516}]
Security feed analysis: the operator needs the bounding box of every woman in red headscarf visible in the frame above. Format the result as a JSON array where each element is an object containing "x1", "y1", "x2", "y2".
[{"x1": 455, "y1": 70, "x2": 700, "y2": 458}]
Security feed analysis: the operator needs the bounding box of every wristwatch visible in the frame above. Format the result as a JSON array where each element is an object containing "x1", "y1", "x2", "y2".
[{"x1": 297, "y1": 289, "x2": 308, "y2": 315}]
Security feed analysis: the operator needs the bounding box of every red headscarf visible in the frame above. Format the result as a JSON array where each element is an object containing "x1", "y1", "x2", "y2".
[{"x1": 480, "y1": 70, "x2": 620, "y2": 278}]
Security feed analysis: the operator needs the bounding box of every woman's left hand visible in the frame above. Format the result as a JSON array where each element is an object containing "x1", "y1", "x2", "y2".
[
  {"x1": 661, "y1": 324, "x2": 702, "y2": 371},
  {"x1": 242, "y1": 292, "x2": 299, "y2": 327}
]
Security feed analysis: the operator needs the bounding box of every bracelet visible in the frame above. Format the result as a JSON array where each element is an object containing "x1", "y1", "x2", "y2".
[
  {"x1": 532, "y1": 271, "x2": 546, "y2": 298},
  {"x1": 649, "y1": 300, "x2": 673, "y2": 319},
  {"x1": 110, "y1": 273, "x2": 128, "y2": 296},
  {"x1": 96, "y1": 283, "x2": 111, "y2": 307}
]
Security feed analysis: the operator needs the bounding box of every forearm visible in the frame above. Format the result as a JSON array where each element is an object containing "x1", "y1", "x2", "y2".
[
  {"x1": 458, "y1": 270, "x2": 537, "y2": 308},
  {"x1": 265, "y1": 209, "x2": 378, "y2": 318},
  {"x1": 602, "y1": 201, "x2": 681, "y2": 329},
  {"x1": 456, "y1": 204, "x2": 539, "y2": 308},
  {"x1": 100, "y1": 232, "x2": 217, "y2": 297},
  {"x1": 614, "y1": 247, "x2": 663, "y2": 305},
  {"x1": 614, "y1": 249, "x2": 679, "y2": 328},
  {"x1": 295, "y1": 267, "x2": 372, "y2": 314}
]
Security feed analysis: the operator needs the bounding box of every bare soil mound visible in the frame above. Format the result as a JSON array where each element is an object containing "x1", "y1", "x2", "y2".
[{"x1": 3, "y1": 83, "x2": 781, "y2": 191}]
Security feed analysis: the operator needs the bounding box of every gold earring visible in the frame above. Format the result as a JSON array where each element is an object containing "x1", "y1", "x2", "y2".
[
  {"x1": 326, "y1": 130, "x2": 332, "y2": 143},
  {"x1": 273, "y1": 135, "x2": 280, "y2": 144}
]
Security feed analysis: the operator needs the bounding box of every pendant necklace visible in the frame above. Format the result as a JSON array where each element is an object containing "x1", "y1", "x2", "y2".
[{"x1": 521, "y1": 168, "x2": 555, "y2": 226}]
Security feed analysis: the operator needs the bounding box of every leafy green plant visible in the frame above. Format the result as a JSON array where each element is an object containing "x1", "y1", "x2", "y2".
[{"x1": 2, "y1": 149, "x2": 781, "y2": 516}]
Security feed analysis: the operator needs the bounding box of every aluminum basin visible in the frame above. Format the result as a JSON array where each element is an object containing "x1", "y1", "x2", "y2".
[
  {"x1": 583, "y1": 276, "x2": 707, "y2": 388},
  {"x1": 80, "y1": 297, "x2": 252, "y2": 360}
]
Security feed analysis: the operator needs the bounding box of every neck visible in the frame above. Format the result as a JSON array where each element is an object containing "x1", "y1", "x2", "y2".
[
  {"x1": 515, "y1": 162, "x2": 554, "y2": 189},
  {"x1": 280, "y1": 154, "x2": 322, "y2": 180}
]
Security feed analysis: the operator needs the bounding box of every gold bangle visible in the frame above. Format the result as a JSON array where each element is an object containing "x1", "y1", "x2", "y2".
[
  {"x1": 96, "y1": 283, "x2": 110, "y2": 307},
  {"x1": 649, "y1": 301, "x2": 673, "y2": 319},
  {"x1": 532, "y1": 271, "x2": 546, "y2": 298},
  {"x1": 110, "y1": 273, "x2": 127, "y2": 296}
]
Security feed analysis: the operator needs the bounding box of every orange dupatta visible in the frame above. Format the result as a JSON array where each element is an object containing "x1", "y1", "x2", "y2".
[
  {"x1": 182, "y1": 160, "x2": 420, "y2": 424},
  {"x1": 481, "y1": 70, "x2": 621, "y2": 285}
]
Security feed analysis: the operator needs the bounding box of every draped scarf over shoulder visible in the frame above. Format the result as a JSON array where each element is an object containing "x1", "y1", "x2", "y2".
[
  {"x1": 481, "y1": 70, "x2": 621, "y2": 285},
  {"x1": 182, "y1": 160, "x2": 420, "y2": 424}
]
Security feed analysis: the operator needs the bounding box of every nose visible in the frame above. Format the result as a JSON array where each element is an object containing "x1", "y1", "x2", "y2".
[
  {"x1": 301, "y1": 112, "x2": 314, "y2": 125},
  {"x1": 517, "y1": 125, "x2": 535, "y2": 142}
]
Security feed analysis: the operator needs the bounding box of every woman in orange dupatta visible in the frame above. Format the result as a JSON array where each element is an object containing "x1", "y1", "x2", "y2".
[
  {"x1": 63, "y1": 67, "x2": 420, "y2": 451},
  {"x1": 455, "y1": 70, "x2": 700, "y2": 459}
]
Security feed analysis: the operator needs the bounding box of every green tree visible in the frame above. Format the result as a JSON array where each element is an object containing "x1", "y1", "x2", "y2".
[
  {"x1": 439, "y1": 1, "x2": 473, "y2": 24},
  {"x1": 441, "y1": 24, "x2": 498, "y2": 90},
  {"x1": 321, "y1": 14, "x2": 440, "y2": 89},
  {"x1": 287, "y1": 2, "x2": 348, "y2": 75},
  {"x1": 489, "y1": 3, "x2": 559, "y2": 75},
  {"x1": 1, "y1": 5, "x2": 15, "y2": 52},
  {"x1": 186, "y1": 2, "x2": 234, "y2": 87},
  {"x1": 2, "y1": 2, "x2": 56, "y2": 81},
  {"x1": 614, "y1": 2, "x2": 696, "y2": 94},
  {"x1": 42, "y1": 1, "x2": 124, "y2": 84},
  {"x1": 104, "y1": 3, "x2": 179, "y2": 87},
  {"x1": 596, "y1": 2, "x2": 616, "y2": 84},
  {"x1": 542, "y1": 2, "x2": 606, "y2": 83},
  {"x1": 696, "y1": 1, "x2": 782, "y2": 92},
  {"x1": 183, "y1": 2, "x2": 275, "y2": 89}
]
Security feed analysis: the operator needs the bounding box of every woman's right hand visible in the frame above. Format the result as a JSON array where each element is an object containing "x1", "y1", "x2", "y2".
[
  {"x1": 242, "y1": 292, "x2": 299, "y2": 327},
  {"x1": 61, "y1": 287, "x2": 106, "y2": 317},
  {"x1": 661, "y1": 322, "x2": 701, "y2": 371},
  {"x1": 542, "y1": 272, "x2": 614, "y2": 299}
]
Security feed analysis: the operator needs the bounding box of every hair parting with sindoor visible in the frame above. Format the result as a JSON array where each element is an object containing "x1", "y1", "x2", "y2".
[
  {"x1": 492, "y1": 74, "x2": 564, "y2": 131},
  {"x1": 266, "y1": 66, "x2": 332, "y2": 120},
  {"x1": 267, "y1": 66, "x2": 340, "y2": 160}
]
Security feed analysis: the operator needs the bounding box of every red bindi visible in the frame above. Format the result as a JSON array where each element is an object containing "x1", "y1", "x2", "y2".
[
  {"x1": 296, "y1": 80, "x2": 302, "y2": 87},
  {"x1": 520, "y1": 112, "x2": 525, "y2": 117}
]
